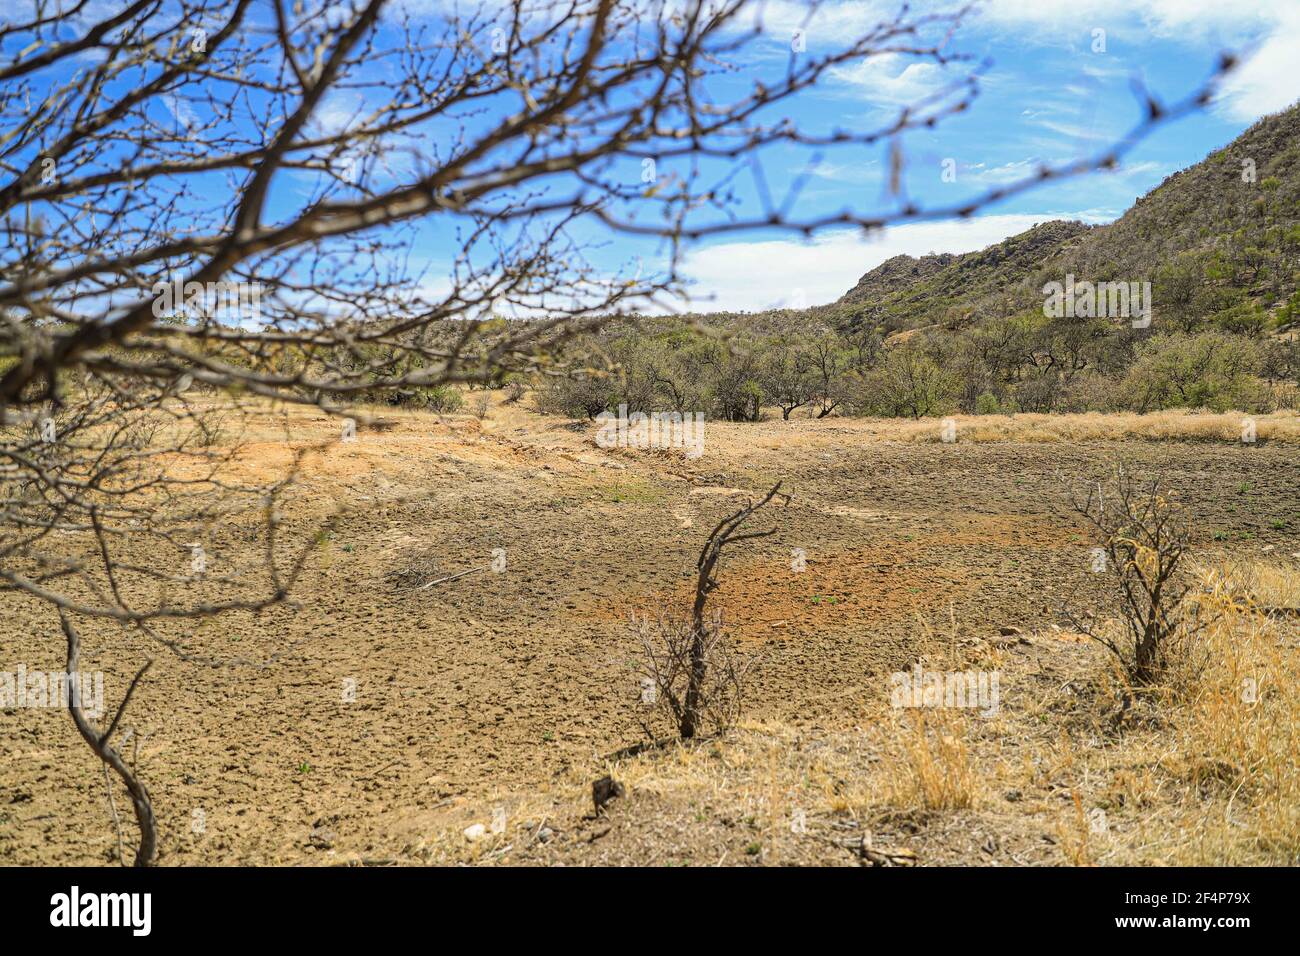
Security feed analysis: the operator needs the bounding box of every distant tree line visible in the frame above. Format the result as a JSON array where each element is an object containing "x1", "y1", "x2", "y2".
[{"x1": 532, "y1": 309, "x2": 1299, "y2": 421}]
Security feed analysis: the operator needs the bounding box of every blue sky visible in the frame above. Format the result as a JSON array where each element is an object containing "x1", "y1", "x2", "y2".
[
  {"x1": 625, "y1": 0, "x2": 1300, "y2": 311},
  {"x1": 9, "y1": 0, "x2": 1300, "y2": 318},
  {"x1": 387, "y1": 0, "x2": 1300, "y2": 313}
]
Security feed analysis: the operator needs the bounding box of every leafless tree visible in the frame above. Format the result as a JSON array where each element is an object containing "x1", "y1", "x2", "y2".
[
  {"x1": 0, "y1": 0, "x2": 1234, "y2": 864},
  {"x1": 61, "y1": 610, "x2": 157, "y2": 866}
]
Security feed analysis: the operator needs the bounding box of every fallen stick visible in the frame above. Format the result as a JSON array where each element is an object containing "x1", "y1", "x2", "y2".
[{"x1": 415, "y1": 565, "x2": 486, "y2": 591}]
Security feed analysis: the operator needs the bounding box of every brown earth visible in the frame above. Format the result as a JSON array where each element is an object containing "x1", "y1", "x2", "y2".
[{"x1": 2, "y1": 399, "x2": 1298, "y2": 865}]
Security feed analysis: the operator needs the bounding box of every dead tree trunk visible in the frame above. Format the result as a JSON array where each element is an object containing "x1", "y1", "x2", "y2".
[{"x1": 680, "y1": 482, "x2": 785, "y2": 739}]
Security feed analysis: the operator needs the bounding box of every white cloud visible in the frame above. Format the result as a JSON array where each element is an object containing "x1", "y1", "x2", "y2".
[
  {"x1": 732, "y1": 0, "x2": 900, "y2": 39},
  {"x1": 387, "y1": 0, "x2": 898, "y2": 38},
  {"x1": 674, "y1": 212, "x2": 1106, "y2": 312},
  {"x1": 966, "y1": 160, "x2": 1039, "y2": 185},
  {"x1": 161, "y1": 92, "x2": 199, "y2": 132},
  {"x1": 978, "y1": 0, "x2": 1300, "y2": 123},
  {"x1": 806, "y1": 157, "x2": 880, "y2": 184},
  {"x1": 979, "y1": 0, "x2": 1277, "y2": 36},
  {"x1": 1215, "y1": 6, "x2": 1300, "y2": 121},
  {"x1": 829, "y1": 55, "x2": 952, "y2": 105}
]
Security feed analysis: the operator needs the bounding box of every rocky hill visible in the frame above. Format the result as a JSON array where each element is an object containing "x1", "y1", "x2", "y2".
[{"x1": 836, "y1": 103, "x2": 1300, "y2": 334}]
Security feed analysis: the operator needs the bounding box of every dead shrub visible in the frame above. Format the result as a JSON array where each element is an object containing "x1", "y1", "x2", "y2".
[
  {"x1": 631, "y1": 607, "x2": 756, "y2": 743},
  {"x1": 1065, "y1": 465, "x2": 1202, "y2": 685}
]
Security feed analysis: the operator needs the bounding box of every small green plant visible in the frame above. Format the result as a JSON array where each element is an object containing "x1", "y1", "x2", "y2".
[
  {"x1": 296, "y1": 762, "x2": 313, "y2": 774},
  {"x1": 745, "y1": 842, "x2": 762, "y2": 856},
  {"x1": 423, "y1": 385, "x2": 465, "y2": 413}
]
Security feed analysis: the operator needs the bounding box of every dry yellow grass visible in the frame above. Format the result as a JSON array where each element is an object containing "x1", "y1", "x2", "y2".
[
  {"x1": 54, "y1": 393, "x2": 1300, "y2": 460},
  {"x1": 887, "y1": 410, "x2": 1300, "y2": 444},
  {"x1": 472, "y1": 558, "x2": 1299, "y2": 866},
  {"x1": 573, "y1": 406, "x2": 1300, "y2": 459},
  {"x1": 1147, "y1": 560, "x2": 1300, "y2": 863},
  {"x1": 891, "y1": 710, "x2": 979, "y2": 811}
]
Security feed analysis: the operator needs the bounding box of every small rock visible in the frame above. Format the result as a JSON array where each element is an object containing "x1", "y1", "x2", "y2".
[
  {"x1": 1261, "y1": 544, "x2": 1276, "y2": 554},
  {"x1": 307, "y1": 827, "x2": 335, "y2": 850},
  {"x1": 859, "y1": 834, "x2": 917, "y2": 867},
  {"x1": 463, "y1": 823, "x2": 486, "y2": 841},
  {"x1": 537, "y1": 826, "x2": 554, "y2": 844},
  {"x1": 1004, "y1": 789, "x2": 1022, "y2": 802},
  {"x1": 592, "y1": 775, "x2": 625, "y2": 815},
  {"x1": 999, "y1": 625, "x2": 1022, "y2": 636}
]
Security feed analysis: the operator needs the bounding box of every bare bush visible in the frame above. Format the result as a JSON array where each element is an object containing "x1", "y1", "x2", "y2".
[
  {"x1": 631, "y1": 607, "x2": 755, "y2": 742},
  {"x1": 1065, "y1": 465, "x2": 1200, "y2": 684}
]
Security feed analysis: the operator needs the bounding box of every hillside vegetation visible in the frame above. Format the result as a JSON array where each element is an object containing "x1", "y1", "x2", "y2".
[
  {"x1": 838, "y1": 103, "x2": 1300, "y2": 336},
  {"x1": 533, "y1": 105, "x2": 1300, "y2": 422}
]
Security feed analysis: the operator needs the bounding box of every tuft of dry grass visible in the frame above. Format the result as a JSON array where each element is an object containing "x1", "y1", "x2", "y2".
[
  {"x1": 893, "y1": 410, "x2": 1300, "y2": 444},
  {"x1": 1145, "y1": 560, "x2": 1300, "y2": 863},
  {"x1": 888, "y1": 710, "x2": 978, "y2": 810}
]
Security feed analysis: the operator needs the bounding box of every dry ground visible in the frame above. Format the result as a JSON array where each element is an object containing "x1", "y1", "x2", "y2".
[{"x1": 2, "y1": 398, "x2": 1298, "y2": 865}]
